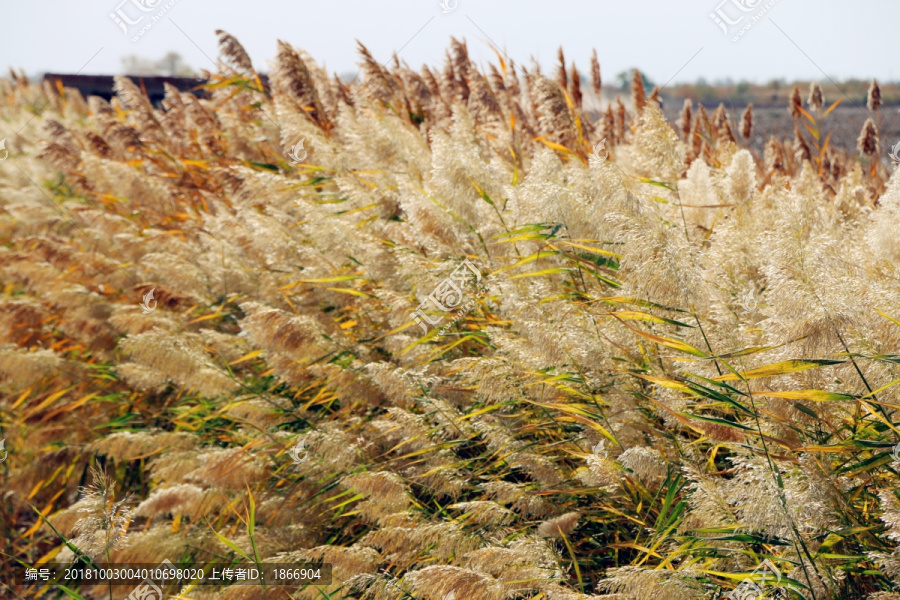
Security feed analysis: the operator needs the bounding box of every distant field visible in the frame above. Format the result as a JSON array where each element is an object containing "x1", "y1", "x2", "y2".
[{"x1": 662, "y1": 103, "x2": 900, "y2": 157}]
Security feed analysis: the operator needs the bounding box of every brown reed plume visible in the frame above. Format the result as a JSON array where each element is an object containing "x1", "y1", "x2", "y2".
[
  {"x1": 679, "y1": 98, "x2": 692, "y2": 142},
  {"x1": 857, "y1": 117, "x2": 880, "y2": 157},
  {"x1": 789, "y1": 85, "x2": 802, "y2": 120},
  {"x1": 590, "y1": 49, "x2": 601, "y2": 100},
  {"x1": 740, "y1": 103, "x2": 753, "y2": 140},
  {"x1": 631, "y1": 68, "x2": 646, "y2": 113},
  {"x1": 215, "y1": 29, "x2": 254, "y2": 74},
  {"x1": 793, "y1": 124, "x2": 813, "y2": 163},
  {"x1": 868, "y1": 78, "x2": 882, "y2": 112},
  {"x1": 807, "y1": 81, "x2": 824, "y2": 114},
  {"x1": 713, "y1": 103, "x2": 735, "y2": 144},
  {"x1": 569, "y1": 61, "x2": 582, "y2": 110},
  {"x1": 556, "y1": 47, "x2": 567, "y2": 91}
]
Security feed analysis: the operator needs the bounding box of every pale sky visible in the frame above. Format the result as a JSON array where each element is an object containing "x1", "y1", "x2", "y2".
[{"x1": 1, "y1": 0, "x2": 896, "y2": 84}]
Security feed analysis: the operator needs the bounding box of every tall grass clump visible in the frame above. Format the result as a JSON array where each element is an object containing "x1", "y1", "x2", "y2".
[{"x1": 0, "y1": 34, "x2": 899, "y2": 600}]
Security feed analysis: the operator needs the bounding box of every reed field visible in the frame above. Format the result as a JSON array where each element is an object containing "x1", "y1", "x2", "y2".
[{"x1": 4, "y1": 32, "x2": 900, "y2": 599}]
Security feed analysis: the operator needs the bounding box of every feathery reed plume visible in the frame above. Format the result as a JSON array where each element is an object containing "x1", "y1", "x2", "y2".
[
  {"x1": 831, "y1": 151, "x2": 845, "y2": 180},
  {"x1": 71, "y1": 466, "x2": 133, "y2": 560},
  {"x1": 556, "y1": 47, "x2": 567, "y2": 91},
  {"x1": 487, "y1": 63, "x2": 505, "y2": 96},
  {"x1": 808, "y1": 81, "x2": 824, "y2": 113},
  {"x1": 620, "y1": 447, "x2": 666, "y2": 484},
  {"x1": 713, "y1": 103, "x2": 735, "y2": 144},
  {"x1": 689, "y1": 112, "x2": 704, "y2": 161},
  {"x1": 183, "y1": 94, "x2": 225, "y2": 155},
  {"x1": 821, "y1": 149, "x2": 833, "y2": 180},
  {"x1": 793, "y1": 124, "x2": 813, "y2": 163},
  {"x1": 419, "y1": 63, "x2": 438, "y2": 95},
  {"x1": 868, "y1": 78, "x2": 882, "y2": 112},
  {"x1": 789, "y1": 85, "x2": 802, "y2": 119},
  {"x1": 647, "y1": 86, "x2": 660, "y2": 106},
  {"x1": 357, "y1": 42, "x2": 400, "y2": 106},
  {"x1": 857, "y1": 117, "x2": 879, "y2": 157},
  {"x1": 679, "y1": 98, "x2": 692, "y2": 142},
  {"x1": 113, "y1": 75, "x2": 167, "y2": 145},
  {"x1": 631, "y1": 69, "x2": 646, "y2": 113},
  {"x1": 536, "y1": 512, "x2": 580, "y2": 539},
  {"x1": 273, "y1": 39, "x2": 325, "y2": 127},
  {"x1": 507, "y1": 60, "x2": 521, "y2": 97},
  {"x1": 710, "y1": 103, "x2": 725, "y2": 141},
  {"x1": 604, "y1": 103, "x2": 616, "y2": 143},
  {"x1": 330, "y1": 73, "x2": 352, "y2": 109},
  {"x1": 532, "y1": 74, "x2": 575, "y2": 146},
  {"x1": 403, "y1": 566, "x2": 504, "y2": 600},
  {"x1": 696, "y1": 102, "x2": 711, "y2": 137},
  {"x1": 599, "y1": 567, "x2": 705, "y2": 599},
  {"x1": 449, "y1": 37, "x2": 471, "y2": 102},
  {"x1": 590, "y1": 49, "x2": 601, "y2": 99},
  {"x1": 765, "y1": 135, "x2": 784, "y2": 172},
  {"x1": 215, "y1": 29, "x2": 254, "y2": 74},
  {"x1": 740, "y1": 103, "x2": 753, "y2": 140},
  {"x1": 615, "y1": 97, "x2": 627, "y2": 139},
  {"x1": 569, "y1": 61, "x2": 582, "y2": 109}
]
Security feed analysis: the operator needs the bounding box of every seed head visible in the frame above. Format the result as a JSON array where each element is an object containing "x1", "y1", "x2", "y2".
[
  {"x1": 807, "y1": 81, "x2": 824, "y2": 113},
  {"x1": 590, "y1": 49, "x2": 602, "y2": 98},
  {"x1": 789, "y1": 85, "x2": 802, "y2": 119},
  {"x1": 740, "y1": 103, "x2": 753, "y2": 140},
  {"x1": 569, "y1": 62, "x2": 582, "y2": 109},
  {"x1": 631, "y1": 69, "x2": 646, "y2": 113},
  {"x1": 867, "y1": 79, "x2": 882, "y2": 112},
  {"x1": 556, "y1": 47, "x2": 567, "y2": 91},
  {"x1": 857, "y1": 118, "x2": 879, "y2": 156},
  {"x1": 679, "y1": 98, "x2": 692, "y2": 142}
]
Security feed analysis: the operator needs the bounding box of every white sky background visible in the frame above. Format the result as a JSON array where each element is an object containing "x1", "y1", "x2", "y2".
[{"x1": 0, "y1": 0, "x2": 896, "y2": 84}]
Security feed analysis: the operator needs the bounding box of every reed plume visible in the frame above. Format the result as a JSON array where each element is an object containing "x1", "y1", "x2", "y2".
[
  {"x1": 789, "y1": 84, "x2": 802, "y2": 119},
  {"x1": 215, "y1": 29, "x2": 254, "y2": 74},
  {"x1": 858, "y1": 117, "x2": 880, "y2": 157},
  {"x1": 631, "y1": 69, "x2": 646, "y2": 113},
  {"x1": 868, "y1": 78, "x2": 882, "y2": 112},
  {"x1": 590, "y1": 49, "x2": 601, "y2": 100},
  {"x1": 808, "y1": 81, "x2": 824, "y2": 113},
  {"x1": 556, "y1": 47, "x2": 567, "y2": 91},
  {"x1": 70, "y1": 466, "x2": 133, "y2": 560},
  {"x1": 740, "y1": 103, "x2": 753, "y2": 140},
  {"x1": 569, "y1": 62, "x2": 582, "y2": 109},
  {"x1": 678, "y1": 98, "x2": 692, "y2": 142}
]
